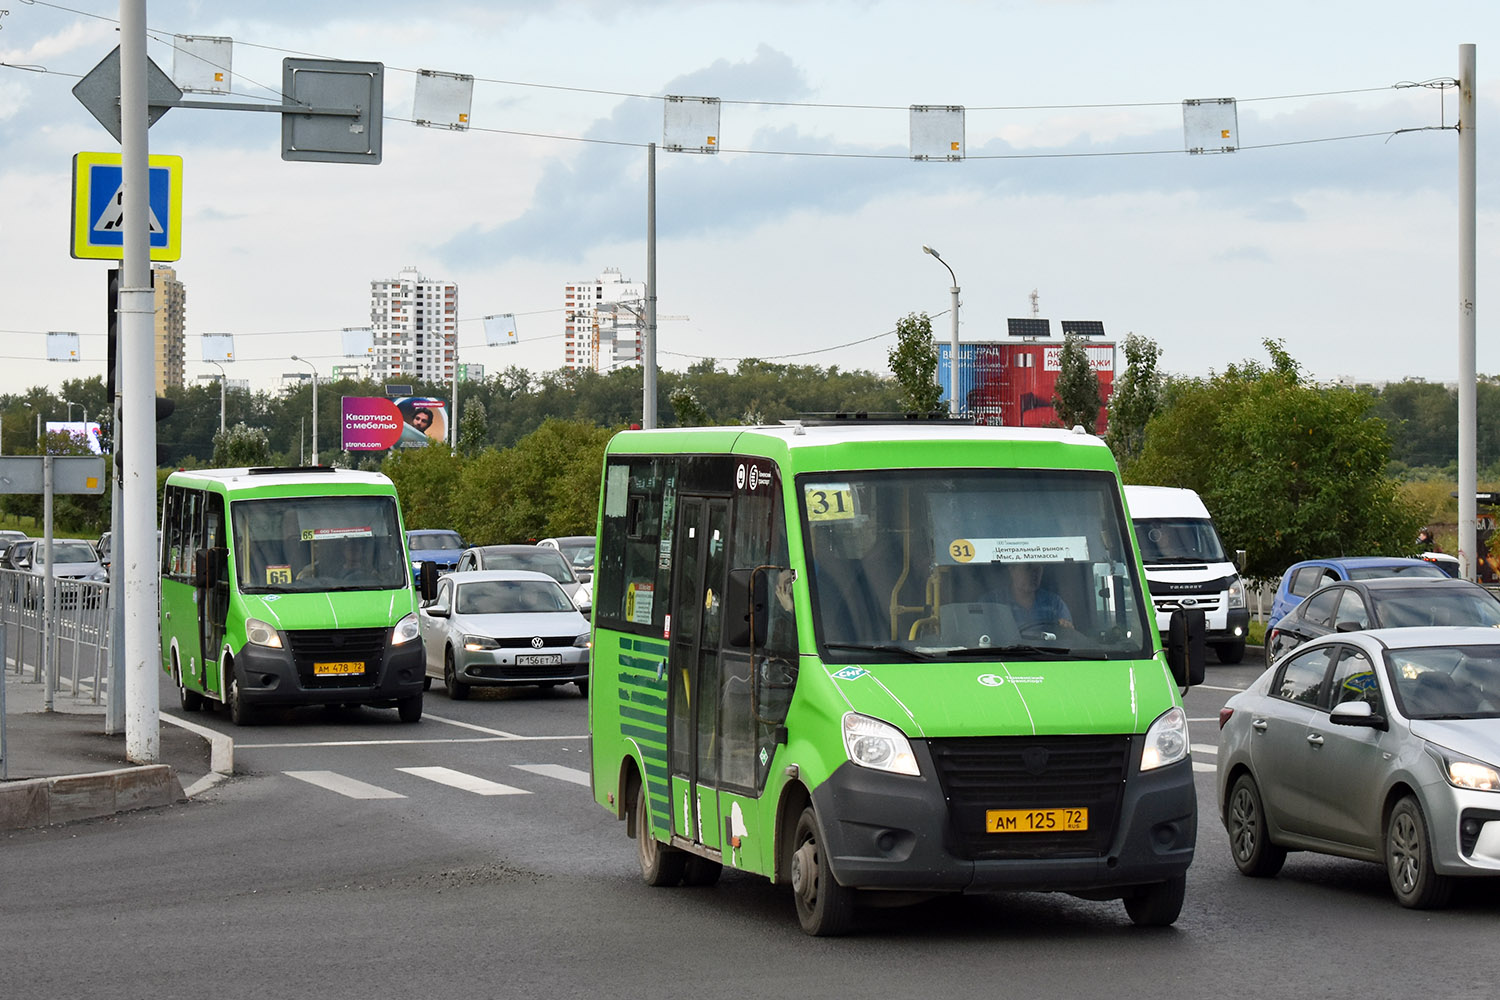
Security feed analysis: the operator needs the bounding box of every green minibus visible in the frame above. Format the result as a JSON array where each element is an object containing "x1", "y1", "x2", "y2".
[
  {"x1": 159, "y1": 466, "x2": 431, "y2": 725},
  {"x1": 587, "y1": 421, "x2": 1204, "y2": 935}
]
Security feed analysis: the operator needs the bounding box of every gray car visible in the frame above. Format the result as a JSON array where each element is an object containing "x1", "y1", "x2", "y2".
[
  {"x1": 1217, "y1": 626, "x2": 1500, "y2": 908},
  {"x1": 455, "y1": 544, "x2": 591, "y2": 612},
  {"x1": 418, "y1": 570, "x2": 590, "y2": 700}
]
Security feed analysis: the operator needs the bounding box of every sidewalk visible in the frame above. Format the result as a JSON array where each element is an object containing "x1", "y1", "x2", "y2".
[{"x1": 1, "y1": 667, "x2": 231, "y2": 831}]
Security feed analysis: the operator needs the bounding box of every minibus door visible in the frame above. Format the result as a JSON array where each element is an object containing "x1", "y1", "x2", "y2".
[
  {"x1": 666, "y1": 495, "x2": 728, "y2": 853},
  {"x1": 198, "y1": 493, "x2": 230, "y2": 695}
]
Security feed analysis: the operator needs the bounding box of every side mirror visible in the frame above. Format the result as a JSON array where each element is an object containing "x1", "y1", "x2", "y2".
[
  {"x1": 1330, "y1": 700, "x2": 1386, "y2": 729},
  {"x1": 424, "y1": 603, "x2": 450, "y2": 618},
  {"x1": 1166, "y1": 608, "x2": 1207, "y2": 687},
  {"x1": 725, "y1": 567, "x2": 771, "y2": 649},
  {"x1": 419, "y1": 560, "x2": 439, "y2": 602},
  {"x1": 1335, "y1": 620, "x2": 1363, "y2": 633}
]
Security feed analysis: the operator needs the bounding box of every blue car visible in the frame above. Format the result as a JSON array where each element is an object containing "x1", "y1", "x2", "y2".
[
  {"x1": 1266, "y1": 556, "x2": 1448, "y2": 633},
  {"x1": 406, "y1": 529, "x2": 466, "y2": 577}
]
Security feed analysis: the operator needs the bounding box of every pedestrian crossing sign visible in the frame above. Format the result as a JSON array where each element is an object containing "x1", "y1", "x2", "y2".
[{"x1": 70, "y1": 151, "x2": 183, "y2": 261}]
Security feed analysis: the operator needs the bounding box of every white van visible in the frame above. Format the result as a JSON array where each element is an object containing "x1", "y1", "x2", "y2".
[{"x1": 1124, "y1": 485, "x2": 1249, "y2": 663}]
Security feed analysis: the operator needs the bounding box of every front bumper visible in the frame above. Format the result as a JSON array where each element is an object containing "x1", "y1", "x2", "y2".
[
  {"x1": 454, "y1": 646, "x2": 589, "y2": 686},
  {"x1": 233, "y1": 635, "x2": 425, "y2": 706},
  {"x1": 809, "y1": 735, "x2": 1196, "y2": 896}
]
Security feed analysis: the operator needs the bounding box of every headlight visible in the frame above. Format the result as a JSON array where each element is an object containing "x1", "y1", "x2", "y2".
[
  {"x1": 463, "y1": 634, "x2": 499, "y2": 652},
  {"x1": 245, "y1": 617, "x2": 283, "y2": 649},
  {"x1": 1141, "y1": 706, "x2": 1189, "y2": 771},
  {"x1": 1446, "y1": 757, "x2": 1500, "y2": 791},
  {"x1": 842, "y1": 712, "x2": 919, "y2": 776},
  {"x1": 1227, "y1": 575, "x2": 1246, "y2": 610},
  {"x1": 391, "y1": 613, "x2": 420, "y2": 646},
  {"x1": 573, "y1": 633, "x2": 591, "y2": 649}
]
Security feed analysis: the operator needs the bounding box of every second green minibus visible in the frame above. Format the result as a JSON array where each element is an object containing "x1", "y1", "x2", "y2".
[
  {"x1": 159, "y1": 466, "x2": 429, "y2": 725},
  {"x1": 588, "y1": 421, "x2": 1204, "y2": 935}
]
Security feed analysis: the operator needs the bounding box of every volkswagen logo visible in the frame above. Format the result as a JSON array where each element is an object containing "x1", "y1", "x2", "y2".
[
  {"x1": 1021, "y1": 746, "x2": 1050, "y2": 775},
  {"x1": 977, "y1": 674, "x2": 1005, "y2": 687},
  {"x1": 530, "y1": 636, "x2": 544, "y2": 649}
]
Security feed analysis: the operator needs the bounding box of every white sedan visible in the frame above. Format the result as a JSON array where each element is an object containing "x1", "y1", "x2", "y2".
[{"x1": 418, "y1": 570, "x2": 590, "y2": 700}]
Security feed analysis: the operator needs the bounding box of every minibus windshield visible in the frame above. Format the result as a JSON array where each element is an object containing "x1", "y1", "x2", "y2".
[
  {"x1": 1135, "y1": 517, "x2": 1229, "y2": 565},
  {"x1": 232, "y1": 494, "x2": 409, "y2": 593},
  {"x1": 799, "y1": 468, "x2": 1152, "y2": 663}
]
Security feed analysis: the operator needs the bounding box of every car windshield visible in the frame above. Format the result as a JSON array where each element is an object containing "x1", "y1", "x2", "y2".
[
  {"x1": 1135, "y1": 517, "x2": 1228, "y2": 564},
  {"x1": 485, "y1": 550, "x2": 573, "y2": 583},
  {"x1": 51, "y1": 543, "x2": 98, "y2": 564},
  {"x1": 456, "y1": 579, "x2": 574, "y2": 615},
  {"x1": 799, "y1": 468, "x2": 1152, "y2": 663},
  {"x1": 1372, "y1": 589, "x2": 1500, "y2": 629},
  {"x1": 561, "y1": 541, "x2": 595, "y2": 569},
  {"x1": 1348, "y1": 563, "x2": 1446, "y2": 581},
  {"x1": 410, "y1": 531, "x2": 463, "y2": 551},
  {"x1": 1387, "y1": 644, "x2": 1500, "y2": 719},
  {"x1": 232, "y1": 495, "x2": 409, "y2": 594}
]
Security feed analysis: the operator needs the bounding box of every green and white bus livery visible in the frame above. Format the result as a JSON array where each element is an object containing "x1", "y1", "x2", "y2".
[
  {"x1": 587, "y1": 422, "x2": 1205, "y2": 935},
  {"x1": 160, "y1": 466, "x2": 430, "y2": 725}
]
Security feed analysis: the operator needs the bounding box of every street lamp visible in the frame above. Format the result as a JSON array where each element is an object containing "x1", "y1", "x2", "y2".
[
  {"x1": 289, "y1": 355, "x2": 318, "y2": 465},
  {"x1": 922, "y1": 245, "x2": 960, "y2": 417},
  {"x1": 200, "y1": 360, "x2": 227, "y2": 436}
]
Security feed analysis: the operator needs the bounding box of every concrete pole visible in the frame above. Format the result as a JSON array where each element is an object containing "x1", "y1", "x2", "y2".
[
  {"x1": 644, "y1": 142, "x2": 657, "y2": 430},
  {"x1": 1458, "y1": 44, "x2": 1477, "y2": 582},
  {"x1": 121, "y1": 0, "x2": 159, "y2": 762},
  {"x1": 948, "y1": 284, "x2": 960, "y2": 416},
  {"x1": 41, "y1": 456, "x2": 54, "y2": 712}
]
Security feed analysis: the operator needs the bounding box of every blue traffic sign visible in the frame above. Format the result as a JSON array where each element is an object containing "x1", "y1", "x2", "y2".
[{"x1": 70, "y1": 152, "x2": 182, "y2": 261}]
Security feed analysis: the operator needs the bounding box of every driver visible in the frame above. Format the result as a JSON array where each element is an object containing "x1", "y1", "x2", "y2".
[{"x1": 993, "y1": 562, "x2": 1073, "y2": 632}]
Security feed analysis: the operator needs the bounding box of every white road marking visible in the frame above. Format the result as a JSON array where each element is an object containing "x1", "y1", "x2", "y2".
[
  {"x1": 1190, "y1": 743, "x2": 1218, "y2": 755},
  {"x1": 398, "y1": 766, "x2": 529, "y2": 796},
  {"x1": 1195, "y1": 684, "x2": 1246, "y2": 694},
  {"x1": 284, "y1": 770, "x2": 404, "y2": 799},
  {"x1": 237, "y1": 735, "x2": 584, "y2": 749},
  {"x1": 512, "y1": 763, "x2": 591, "y2": 787},
  {"x1": 1192, "y1": 761, "x2": 1217, "y2": 773},
  {"x1": 420, "y1": 712, "x2": 527, "y2": 738}
]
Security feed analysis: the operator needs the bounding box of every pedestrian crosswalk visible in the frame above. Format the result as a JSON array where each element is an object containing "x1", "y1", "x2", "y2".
[{"x1": 283, "y1": 762, "x2": 591, "y2": 800}]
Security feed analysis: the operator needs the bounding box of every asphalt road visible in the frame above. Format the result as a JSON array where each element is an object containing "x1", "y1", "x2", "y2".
[{"x1": 3, "y1": 655, "x2": 1497, "y2": 1000}]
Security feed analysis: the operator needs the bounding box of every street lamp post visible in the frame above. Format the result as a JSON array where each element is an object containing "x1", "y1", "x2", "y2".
[
  {"x1": 922, "y1": 245, "x2": 960, "y2": 417},
  {"x1": 289, "y1": 355, "x2": 318, "y2": 465}
]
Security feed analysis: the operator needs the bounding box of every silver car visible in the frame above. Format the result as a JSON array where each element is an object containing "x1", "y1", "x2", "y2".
[
  {"x1": 418, "y1": 570, "x2": 590, "y2": 700},
  {"x1": 1217, "y1": 626, "x2": 1500, "y2": 908}
]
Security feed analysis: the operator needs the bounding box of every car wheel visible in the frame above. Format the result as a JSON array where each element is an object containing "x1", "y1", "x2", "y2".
[
  {"x1": 1214, "y1": 640, "x2": 1246, "y2": 665},
  {"x1": 1227, "y1": 773, "x2": 1287, "y2": 877},
  {"x1": 1386, "y1": 795, "x2": 1453, "y2": 908},
  {"x1": 444, "y1": 649, "x2": 469, "y2": 701},
  {"x1": 1263, "y1": 634, "x2": 1277, "y2": 663},
  {"x1": 635, "y1": 779, "x2": 685, "y2": 887},
  {"x1": 792, "y1": 805, "x2": 856, "y2": 936},
  {"x1": 1123, "y1": 873, "x2": 1186, "y2": 927},
  {"x1": 682, "y1": 855, "x2": 723, "y2": 887},
  {"x1": 226, "y1": 667, "x2": 254, "y2": 727},
  {"x1": 423, "y1": 676, "x2": 432, "y2": 691},
  {"x1": 397, "y1": 694, "x2": 423, "y2": 724},
  {"x1": 576, "y1": 679, "x2": 589, "y2": 698}
]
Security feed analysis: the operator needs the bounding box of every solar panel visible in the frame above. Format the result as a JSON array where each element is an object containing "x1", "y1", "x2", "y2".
[
  {"x1": 1007, "y1": 318, "x2": 1051, "y2": 338},
  {"x1": 1061, "y1": 320, "x2": 1105, "y2": 337}
]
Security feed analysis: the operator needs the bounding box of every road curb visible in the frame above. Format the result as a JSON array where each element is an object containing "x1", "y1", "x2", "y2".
[{"x1": 0, "y1": 764, "x2": 185, "y2": 831}]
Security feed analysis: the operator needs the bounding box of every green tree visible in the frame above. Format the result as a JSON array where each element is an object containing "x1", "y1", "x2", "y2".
[
  {"x1": 212, "y1": 422, "x2": 273, "y2": 467},
  {"x1": 1052, "y1": 333, "x2": 1102, "y2": 433},
  {"x1": 668, "y1": 387, "x2": 710, "y2": 427},
  {"x1": 886, "y1": 312, "x2": 942, "y2": 414},
  {"x1": 1105, "y1": 333, "x2": 1164, "y2": 473},
  {"x1": 1130, "y1": 340, "x2": 1424, "y2": 581},
  {"x1": 383, "y1": 444, "x2": 465, "y2": 531},
  {"x1": 458, "y1": 398, "x2": 488, "y2": 456}
]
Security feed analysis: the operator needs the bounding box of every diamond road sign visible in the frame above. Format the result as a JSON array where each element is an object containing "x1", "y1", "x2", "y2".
[
  {"x1": 71, "y1": 46, "x2": 182, "y2": 142},
  {"x1": 70, "y1": 151, "x2": 183, "y2": 261}
]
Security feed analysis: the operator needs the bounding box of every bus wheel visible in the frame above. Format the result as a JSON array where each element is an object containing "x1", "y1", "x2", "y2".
[
  {"x1": 635, "y1": 780, "x2": 685, "y2": 887},
  {"x1": 227, "y1": 668, "x2": 255, "y2": 727},
  {"x1": 1123, "y1": 873, "x2": 1186, "y2": 927},
  {"x1": 397, "y1": 694, "x2": 423, "y2": 724},
  {"x1": 444, "y1": 650, "x2": 470, "y2": 701},
  {"x1": 792, "y1": 806, "x2": 855, "y2": 936}
]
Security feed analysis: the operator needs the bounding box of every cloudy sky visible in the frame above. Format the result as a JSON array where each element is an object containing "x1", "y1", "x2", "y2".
[{"x1": 1, "y1": 0, "x2": 1496, "y2": 400}]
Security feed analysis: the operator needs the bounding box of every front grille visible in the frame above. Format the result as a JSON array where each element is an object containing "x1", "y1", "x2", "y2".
[
  {"x1": 286, "y1": 627, "x2": 389, "y2": 688},
  {"x1": 927, "y1": 735, "x2": 1131, "y2": 860},
  {"x1": 488, "y1": 635, "x2": 578, "y2": 649}
]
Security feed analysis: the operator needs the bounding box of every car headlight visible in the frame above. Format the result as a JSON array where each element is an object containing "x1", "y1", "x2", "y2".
[
  {"x1": 245, "y1": 617, "x2": 283, "y2": 649},
  {"x1": 1445, "y1": 757, "x2": 1500, "y2": 791},
  {"x1": 391, "y1": 613, "x2": 420, "y2": 646},
  {"x1": 1227, "y1": 575, "x2": 1246, "y2": 610},
  {"x1": 463, "y1": 634, "x2": 499, "y2": 652},
  {"x1": 842, "y1": 712, "x2": 919, "y2": 776},
  {"x1": 1141, "y1": 706, "x2": 1189, "y2": 771},
  {"x1": 573, "y1": 633, "x2": 591, "y2": 649}
]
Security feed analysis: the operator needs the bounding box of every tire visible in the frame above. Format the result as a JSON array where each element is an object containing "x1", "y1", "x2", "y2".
[
  {"x1": 682, "y1": 855, "x2": 723, "y2": 887},
  {"x1": 444, "y1": 649, "x2": 469, "y2": 701},
  {"x1": 576, "y1": 679, "x2": 589, "y2": 698},
  {"x1": 635, "y1": 780, "x2": 685, "y2": 887},
  {"x1": 1214, "y1": 640, "x2": 1246, "y2": 665},
  {"x1": 397, "y1": 694, "x2": 423, "y2": 724},
  {"x1": 791, "y1": 805, "x2": 856, "y2": 936},
  {"x1": 226, "y1": 666, "x2": 254, "y2": 727},
  {"x1": 174, "y1": 657, "x2": 203, "y2": 712},
  {"x1": 423, "y1": 676, "x2": 433, "y2": 691},
  {"x1": 1263, "y1": 634, "x2": 1277, "y2": 663},
  {"x1": 1227, "y1": 773, "x2": 1287, "y2": 877},
  {"x1": 1386, "y1": 795, "x2": 1453, "y2": 908},
  {"x1": 1124, "y1": 874, "x2": 1186, "y2": 927}
]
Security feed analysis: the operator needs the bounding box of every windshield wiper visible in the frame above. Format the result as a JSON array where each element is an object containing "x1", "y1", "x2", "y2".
[
  {"x1": 823, "y1": 642, "x2": 937, "y2": 661},
  {"x1": 942, "y1": 644, "x2": 1071, "y2": 658},
  {"x1": 1144, "y1": 556, "x2": 1215, "y2": 565}
]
